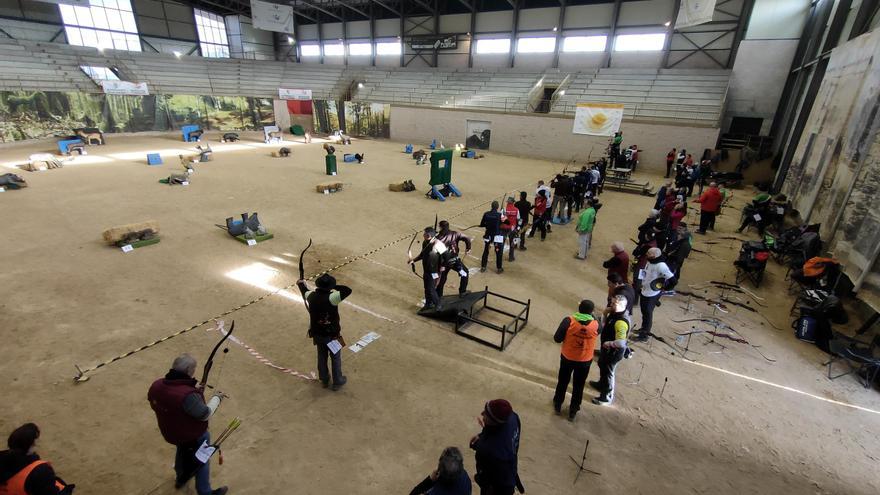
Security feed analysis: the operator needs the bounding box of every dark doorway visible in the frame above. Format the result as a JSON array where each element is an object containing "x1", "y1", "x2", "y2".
[
  {"x1": 534, "y1": 87, "x2": 556, "y2": 113},
  {"x1": 729, "y1": 117, "x2": 764, "y2": 135}
]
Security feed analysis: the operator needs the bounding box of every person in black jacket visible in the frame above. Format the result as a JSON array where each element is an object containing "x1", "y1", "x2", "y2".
[
  {"x1": 411, "y1": 227, "x2": 450, "y2": 310},
  {"x1": 0, "y1": 423, "x2": 73, "y2": 495},
  {"x1": 470, "y1": 400, "x2": 523, "y2": 495},
  {"x1": 297, "y1": 273, "x2": 353, "y2": 391},
  {"x1": 409, "y1": 447, "x2": 473, "y2": 495},
  {"x1": 513, "y1": 192, "x2": 532, "y2": 251},
  {"x1": 436, "y1": 221, "x2": 472, "y2": 297},
  {"x1": 479, "y1": 202, "x2": 504, "y2": 274}
]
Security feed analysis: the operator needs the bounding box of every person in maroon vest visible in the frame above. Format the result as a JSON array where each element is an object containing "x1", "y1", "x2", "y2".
[
  {"x1": 602, "y1": 242, "x2": 630, "y2": 286},
  {"x1": 148, "y1": 354, "x2": 227, "y2": 495}
]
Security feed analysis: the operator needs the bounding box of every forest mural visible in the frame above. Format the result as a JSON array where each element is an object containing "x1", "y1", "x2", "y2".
[
  {"x1": 0, "y1": 91, "x2": 275, "y2": 142},
  {"x1": 312, "y1": 100, "x2": 390, "y2": 138}
]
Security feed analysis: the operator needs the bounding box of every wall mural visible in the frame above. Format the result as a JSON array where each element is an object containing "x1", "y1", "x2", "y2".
[
  {"x1": 312, "y1": 100, "x2": 391, "y2": 138},
  {"x1": 0, "y1": 91, "x2": 275, "y2": 142}
]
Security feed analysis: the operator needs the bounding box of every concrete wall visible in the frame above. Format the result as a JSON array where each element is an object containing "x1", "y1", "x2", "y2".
[
  {"x1": 721, "y1": 0, "x2": 811, "y2": 134},
  {"x1": 390, "y1": 105, "x2": 720, "y2": 174}
]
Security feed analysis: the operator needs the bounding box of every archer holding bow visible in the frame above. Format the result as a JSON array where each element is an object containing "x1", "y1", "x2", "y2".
[{"x1": 147, "y1": 351, "x2": 229, "y2": 495}]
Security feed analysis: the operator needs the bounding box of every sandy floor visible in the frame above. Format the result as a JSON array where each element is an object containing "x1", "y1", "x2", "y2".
[{"x1": 2, "y1": 132, "x2": 879, "y2": 494}]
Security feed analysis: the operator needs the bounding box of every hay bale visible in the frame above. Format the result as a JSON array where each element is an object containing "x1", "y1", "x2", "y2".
[
  {"x1": 271, "y1": 151, "x2": 280, "y2": 158},
  {"x1": 389, "y1": 182, "x2": 406, "y2": 192},
  {"x1": 316, "y1": 182, "x2": 343, "y2": 193},
  {"x1": 102, "y1": 220, "x2": 160, "y2": 244}
]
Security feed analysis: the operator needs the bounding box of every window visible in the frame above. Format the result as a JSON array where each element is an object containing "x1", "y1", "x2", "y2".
[
  {"x1": 376, "y1": 41, "x2": 401, "y2": 55},
  {"x1": 59, "y1": 0, "x2": 140, "y2": 52},
  {"x1": 614, "y1": 33, "x2": 666, "y2": 51},
  {"x1": 517, "y1": 37, "x2": 555, "y2": 53},
  {"x1": 475, "y1": 38, "x2": 510, "y2": 54},
  {"x1": 349, "y1": 43, "x2": 371, "y2": 56},
  {"x1": 323, "y1": 43, "x2": 344, "y2": 56},
  {"x1": 562, "y1": 35, "x2": 607, "y2": 52},
  {"x1": 300, "y1": 44, "x2": 320, "y2": 56},
  {"x1": 80, "y1": 65, "x2": 119, "y2": 82},
  {"x1": 194, "y1": 9, "x2": 229, "y2": 58}
]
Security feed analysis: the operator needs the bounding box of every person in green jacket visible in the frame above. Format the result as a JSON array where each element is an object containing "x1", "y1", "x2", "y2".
[{"x1": 575, "y1": 201, "x2": 596, "y2": 260}]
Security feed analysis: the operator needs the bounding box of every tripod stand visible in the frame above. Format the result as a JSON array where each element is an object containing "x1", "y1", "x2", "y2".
[{"x1": 570, "y1": 439, "x2": 601, "y2": 484}]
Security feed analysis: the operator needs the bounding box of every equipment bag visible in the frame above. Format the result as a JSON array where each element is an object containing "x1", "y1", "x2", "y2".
[{"x1": 793, "y1": 316, "x2": 818, "y2": 343}]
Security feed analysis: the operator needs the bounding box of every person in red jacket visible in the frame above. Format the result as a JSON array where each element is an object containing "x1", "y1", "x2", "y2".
[
  {"x1": 528, "y1": 190, "x2": 549, "y2": 241},
  {"x1": 665, "y1": 148, "x2": 676, "y2": 178},
  {"x1": 0, "y1": 424, "x2": 73, "y2": 495},
  {"x1": 693, "y1": 182, "x2": 723, "y2": 234},
  {"x1": 500, "y1": 197, "x2": 520, "y2": 262},
  {"x1": 148, "y1": 354, "x2": 228, "y2": 495}
]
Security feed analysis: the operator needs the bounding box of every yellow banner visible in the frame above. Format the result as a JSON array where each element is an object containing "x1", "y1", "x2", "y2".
[{"x1": 572, "y1": 103, "x2": 625, "y2": 136}]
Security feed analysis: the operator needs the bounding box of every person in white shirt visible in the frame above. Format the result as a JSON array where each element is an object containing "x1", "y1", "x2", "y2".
[{"x1": 635, "y1": 247, "x2": 675, "y2": 342}]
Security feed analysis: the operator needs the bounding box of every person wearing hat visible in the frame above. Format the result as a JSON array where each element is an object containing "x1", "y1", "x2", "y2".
[
  {"x1": 592, "y1": 295, "x2": 631, "y2": 406},
  {"x1": 479, "y1": 202, "x2": 504, "y2": 274},
  {"x1": 606, "y1": 273, "x2": 635, "y2": 316},
  {"x1": 0, "y1": 423, "x2": 74, "y2": 494},
  {"x1": 500, "y1": 197, "x2": 520, "y2": 262},
  {"x1": 634, "y1": 248, "x2": 675, "y2": 342},
  {"x1": 148, "y1": 354, "x2": 228, "y2": 494},
  {"x1": 410, "y1": 227, "x2": 451, "y2": 310},
  {"x1": 408, "y1": 446, "x2": 472, "y2": 495},
  {"x1": 552, "y1": 300, "x2": 600, "y2": 420},
  {"x1": 470, "y1": 399, "x2": 523, "y2": 495},
  {"x1": 574, "y1": 201, "x2": 596, "y2": 260},
  {"x1": 297, "y1": 273, "x2": 353, "y2": 390}
]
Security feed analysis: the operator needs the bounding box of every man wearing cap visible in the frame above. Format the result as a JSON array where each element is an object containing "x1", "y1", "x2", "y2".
[
  {"x1": 297, "y1": 274, "x2": 353, "y2": 390},
  {"x1": 411, "y1": 227, "x2": 452, "y2": 310},
  {"x1": 470, "y1": 399, "x2": 523, "y2": 495},
  {"x1": 552, "y1": 300, "x2": 600, "y2": 420},
  {"x1": 634, "y1": 248, "x2": 675, "y2": 342},
  {"x1": 436, "y1": 221, "x2": 472, "y2": 297},
  {"x1": 592, "y1": 295, "x2": 631, "y2": 406}
]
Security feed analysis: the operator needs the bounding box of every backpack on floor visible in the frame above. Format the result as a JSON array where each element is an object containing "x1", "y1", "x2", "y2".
[{"x1": 793, "y1": 316, "x2": 818, "y2": 343}]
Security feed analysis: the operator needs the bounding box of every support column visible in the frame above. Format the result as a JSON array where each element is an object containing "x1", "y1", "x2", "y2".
[
  {"x1": 726, "y1": 0, "x2": 754, "y2": 68},
  {"x1": 603, "y1": 0, "x2": 622, "y2": 68},
  {"x1": 508, "y1": 0, "x2": 520, "y2": 68},
  {"x1": 551, "y1": 0, "x2": 566, "y2": 69},
  {"x1": 660, "y1": 0, "x2": 681, "y2": 68},
  {"x1": 467, "y1": 1, "x2": 476, "y2": 68}
]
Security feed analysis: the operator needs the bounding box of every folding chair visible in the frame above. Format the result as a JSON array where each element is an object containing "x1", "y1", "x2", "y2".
[{"x1": 825, "y1": 334, "x2": 880, "y2": 388}]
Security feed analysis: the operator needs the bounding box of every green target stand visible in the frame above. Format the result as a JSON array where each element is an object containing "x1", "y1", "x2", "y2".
[
  {"x1": 325, "y1": 154, "x2": 337, "y2": 176},
  {"x1": 428, "y1": 149, "x2": 461, "y2": 201}
]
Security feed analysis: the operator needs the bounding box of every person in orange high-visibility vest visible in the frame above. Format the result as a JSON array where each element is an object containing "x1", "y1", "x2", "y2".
[
  {"x1": 552, "y1": 300, "x2": 600, "y2": 421},
  {"x1": 0, "y1": 423, "x2": 73, "y2": 494}
]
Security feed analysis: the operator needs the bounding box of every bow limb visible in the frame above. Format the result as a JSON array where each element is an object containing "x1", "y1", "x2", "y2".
[
  {"x1": 200, "y1": 320, "x2": 234, "y2": 391},
  {"x1": 298, "y1": 239, "x2": 313, "y2": 311},
  {"x1": 407, "y1": 232, "x2": 422, "y2": 279}
]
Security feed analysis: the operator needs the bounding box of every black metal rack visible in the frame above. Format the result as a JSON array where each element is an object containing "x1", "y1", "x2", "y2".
[{"x1": 454, "y1": 286, "x2": 530, "y2": 351}]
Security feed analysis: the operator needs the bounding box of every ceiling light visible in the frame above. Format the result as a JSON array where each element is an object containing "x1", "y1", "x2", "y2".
[
  {"x1": 559, "y1": 90, "x2": 565, "y2": 95},
  {"x1": 173, "y1": 50, "x2": 182, "y2": 58},
  {"x1": 664, "y1": 21, "x2": 671, "y2": 27},
  {"x1": 552, "y1": 26, "x2": 558, "y2": 32},
  {"x1": 358, "y1": 82, "x2": 364, "y2": 88},
  {"x1": 287, "y1": 36, "x2": 294, "y2": 44}
]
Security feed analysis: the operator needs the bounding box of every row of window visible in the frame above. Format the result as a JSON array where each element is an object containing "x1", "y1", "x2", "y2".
[
  {"x1": 58, "y1": 1, "x2": 666, "y2": 58},
  {"x1": 297, "y1": 34, "x2": 664, "y2": 58}
]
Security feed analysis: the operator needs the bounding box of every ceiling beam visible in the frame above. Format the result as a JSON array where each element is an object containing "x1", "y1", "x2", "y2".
[
  {"x1": 456, "y1": 0, "x2": 472, "y2": 9},
  {"x1": 335, "y1": 0, "x2": 371, "y2": 19},
  {"x1": 367, "y1": 0, "x2": 400, "y2": 16},
  {"x1": 298, "y1": 0, "x2": 344, "y2": 21},
  {"x1": 410, "y1": 0, "x2": 434, "y2": 13}
]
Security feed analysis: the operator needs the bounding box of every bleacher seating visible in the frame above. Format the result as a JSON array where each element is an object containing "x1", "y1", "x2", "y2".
[{"x1": 0, "y1": 38, "x2": 728, "y2": 126}]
